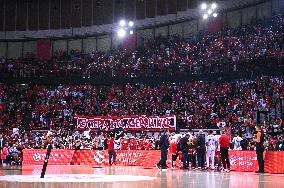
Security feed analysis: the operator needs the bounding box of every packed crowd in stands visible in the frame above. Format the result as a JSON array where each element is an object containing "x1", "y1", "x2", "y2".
[
  {"x1": 0, "y1": 76, "x2": 283, "y2": 160},
  {"x1": 0, "y1": 15, "x2": 283, "y2": 78}
]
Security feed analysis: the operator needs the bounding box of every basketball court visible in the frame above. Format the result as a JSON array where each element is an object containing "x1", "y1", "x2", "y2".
[{"x1": 0, "y1": 166, "x2": 283, "y2": 188}]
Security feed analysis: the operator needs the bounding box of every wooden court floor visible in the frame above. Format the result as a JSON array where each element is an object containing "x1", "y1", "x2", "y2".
[{"x1": 0, "y1": 165, "x2": 283, "y2": 188}]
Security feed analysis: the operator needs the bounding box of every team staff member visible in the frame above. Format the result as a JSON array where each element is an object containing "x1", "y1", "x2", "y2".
[
  {"x1": 255, "y1": 125, "x2": 265, "y2": 173},
  {"x1": 219, "y1": 131, "x2": 230, "y2": 172},
  {"x1": 156, "y1": 131, "x2": 169, "y2": 169},
  {"x1": 107, "y1": 135, "x2": 117, "y2": 166},
  {"x1": 197, "y1": 130, "x2": 206, "y2": 169},
  {"x1": 180, "y1": 134, "x2": 191, "y2": 169}
]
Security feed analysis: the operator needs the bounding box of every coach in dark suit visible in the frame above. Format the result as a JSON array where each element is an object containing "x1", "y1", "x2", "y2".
[
  {"x1": 156, "y1": 131, "x2": 169, "y2": 169},
  {"x1": 197, "y1": 130, "x2": 206, "y2": 169}
]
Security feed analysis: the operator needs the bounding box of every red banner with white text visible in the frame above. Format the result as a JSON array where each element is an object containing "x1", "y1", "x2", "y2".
[
  {"x1": 22, "y1": 150, "x2": 284, "y2": 173},
  {"x1": 75, "y1": 115, "x2": 176, "y2": 131}
]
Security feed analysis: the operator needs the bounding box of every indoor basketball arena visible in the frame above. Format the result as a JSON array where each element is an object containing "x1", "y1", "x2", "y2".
[{"x1": 0, "y1": 0, "x2": 283, "y2": 188}]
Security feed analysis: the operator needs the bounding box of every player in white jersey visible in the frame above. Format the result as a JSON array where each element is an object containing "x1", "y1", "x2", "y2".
[
  {"x1": 206, "y1": 130, "x2": 217, "y2": 169},
  {"x1": 232, "y1": 134, "x2": 243, "y2": 150}
]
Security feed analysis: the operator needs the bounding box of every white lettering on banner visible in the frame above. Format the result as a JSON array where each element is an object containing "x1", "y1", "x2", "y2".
[
  {"x1": 230, "y1": 155, "x2": 257, "y2": 166},
  {"x1": 75, "y1": 116, "x2": 176, "y2": 131},
  {"x1": 33, "y1": 153, "x2": 42, "y2": 161},
  {"x1": 94, "y1": 151, "x2": 105, "y2": 164},
  {"x1": 32, "y1": 153, "x2": 71, "y2": 162}
]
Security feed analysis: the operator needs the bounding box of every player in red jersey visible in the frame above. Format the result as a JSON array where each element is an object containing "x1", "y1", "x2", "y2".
[
  {"x1": 107, "y1": 134, "x2": 116, "y2": 165},
  {"x1": 214, "y1": 135, "x2": 222, "y2": 171},
  {"x1": 170, "y1": 137, "x2": 178, "y2": 168}
]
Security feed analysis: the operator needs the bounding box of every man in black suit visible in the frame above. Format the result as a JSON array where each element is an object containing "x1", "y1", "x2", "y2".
[
  {"x1": 156, "y1": 131, "x2": 169, "y2": 169},
  {"x1": 197, "y1": 130, "x2": 206, "y2": 169}
]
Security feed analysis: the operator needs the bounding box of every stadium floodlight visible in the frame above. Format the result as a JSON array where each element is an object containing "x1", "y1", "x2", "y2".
[
  {"x1": 207, "y1": 9, "x2": 212, "y2": 15},
  {"x1": 128, "y1": 21, "x2": 134, "y2": 27},
  {"x1": 213, "y1": 13, "x2": 218, "y2": 17},
  {"x1": 203, "y1": 14, "x2": 208, "y2": 20},
  {"x1": 201, "y1": 3, "x2": 207, "y2": 10},
  {"x1": 129, "y1": 30, "x2": 134, "y2": 35},
  {"x1": 119, "y1": 20, "x2": 126, "y2": 27},
  {"x1": 211, "y1": 3, "x2": 217, "y2": 10},
  {"x1": 117, "y1": 28, "x2": 126, "y2": 38}
]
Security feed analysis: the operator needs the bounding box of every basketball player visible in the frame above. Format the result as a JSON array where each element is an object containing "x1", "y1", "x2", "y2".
[
  {"x1": 107, "y1": 134, "x2": 117, "y2": 166},
  {"x1": 206, "y1": 130, "x2": 217, "y2": 170},
  {"x1": 169, "y1": 135, "x2": 180, "y2": 168},
  {"x1": 232, "y1": 134, "x2": 243, "y2": 150},
  {"x1": 214, "y1": 134, "x2": 222, "y2": 171}
]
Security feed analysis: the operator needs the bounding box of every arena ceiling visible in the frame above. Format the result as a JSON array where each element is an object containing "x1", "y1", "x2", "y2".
[{"x1": 0, "y1": 0, "x2": 272, "y2": 39}]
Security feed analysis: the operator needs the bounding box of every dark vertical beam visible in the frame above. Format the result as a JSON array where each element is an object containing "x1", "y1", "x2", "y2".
[
  {"x1": 93, "y1": 0, "x2": 104, "y2": 25},
  {"x1": 5, "y1": 0, "x2": 16, "y2": 31},
  {"x1": 125, "y1": 0, "x2": 135, "y2": 20},
  {"x1": 103, "y1": 0, "x2": 113, "y2": 24},
  {"x1": 39, "y1": 0, "x2": 50, "y2": 30},
  {"x1": 114, "y1": 0, "x2": 123, "y2": 23},
  {"x1": 16, "y1": 0, "x2": 27, "y2": 31},
  {"x1": 71, "y1": 0, "x2": 82, "y2": 28},
  {"x1": 28, "y1": 0, "x2": 39, "y2": 30},
  {"x1": 136, "y1": 0, "x2": 145, "y2": 19},
  {"x1": 168, "y1": 0, "x2": 177, "y2": 14},
  {"x1": 0, "y1": 0, "x2": 4, "y2": 31},
  {"x1": 50, "y1": 0, "x2": 61, "y2": 29},
  {"x1": 82, "y1": 0, "x2": 93, "y2": 26},
  {"x1": 188, "y1": 0, "x2": 197, "y2": 9},
  {"x1": 157, "y1": 0, "x2": 167, "y2": 16},
  {"x1": 146, "y1": 0, "x2": 156, "y2": 18},
  {"x1": 61, "y1": 0, "x2": 71, "y2": 29},
  {"x1": 177, "y1": 0, "x2": 187, "y2": 11}
]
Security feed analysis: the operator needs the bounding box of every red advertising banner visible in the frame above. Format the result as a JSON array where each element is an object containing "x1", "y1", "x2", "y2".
[
  {"x1": 22, "y1": 149, "x2": 74, "y2": 165},
  {"x1": 22, "y1": 149, "x2": 284, "y2": 174},
  {"x1": 71, "y1": 150, "x2": 148, "y2": 166},
  {"x1": 75, "y1": 115, "x2": 176, "y2": 131},
  {"x1": 229, "y1": 150, "x2": 259, "y2": 172}
]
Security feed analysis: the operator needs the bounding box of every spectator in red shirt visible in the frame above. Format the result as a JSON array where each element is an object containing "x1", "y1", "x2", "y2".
[
  {"x1": 145, "y1": 140, "x2": 153, "y2": 150},
  {"x1": 120, "y1": 135, "x2": 129, "y2": 150},
  {"x1": 139, "y1": 138, "x2": 147, "y2": 150},
  {"x1": 129, "y1": 137, "x2": 138, "y2": 150},
  {"x1": 219, "y1": 131, "x2": 230, "y2": 172},
  {"x1": 107, "y1": 135, "x2": 116, "y2": 166}
]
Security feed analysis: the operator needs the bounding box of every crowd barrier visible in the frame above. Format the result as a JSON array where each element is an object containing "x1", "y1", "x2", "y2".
[{"x1": 22, "y1": 150, "x2": 284, "y2": 174}]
